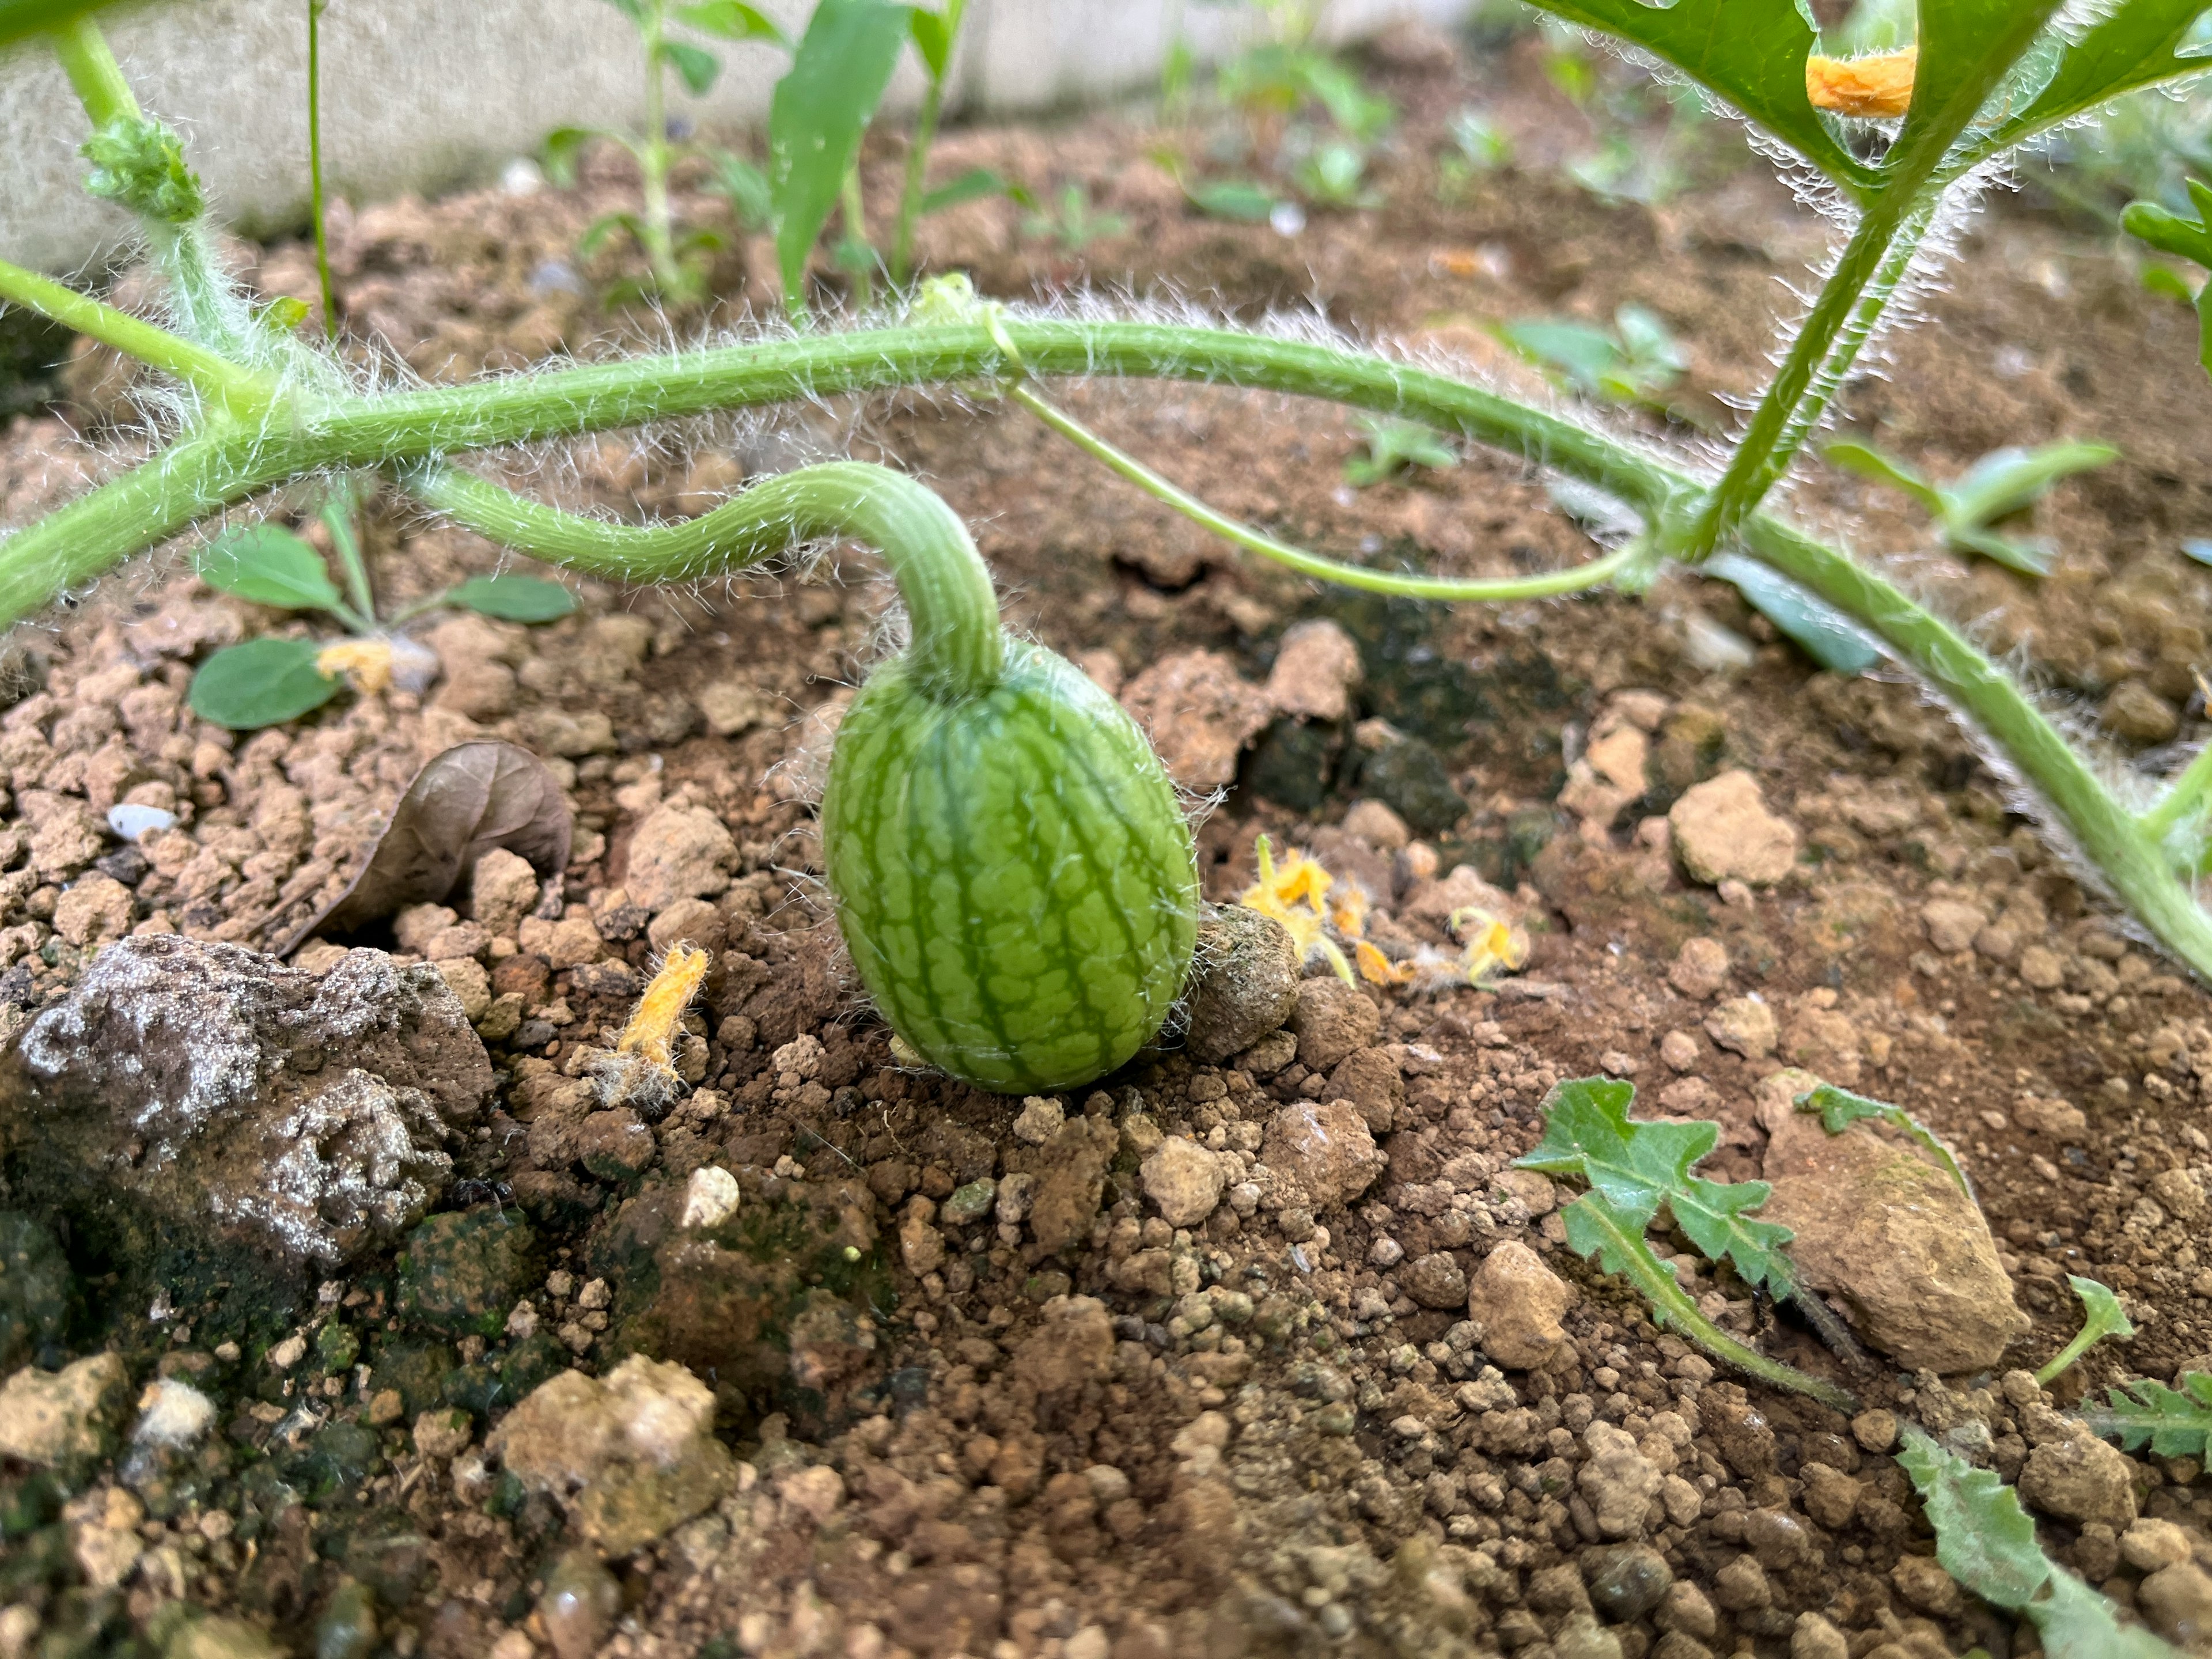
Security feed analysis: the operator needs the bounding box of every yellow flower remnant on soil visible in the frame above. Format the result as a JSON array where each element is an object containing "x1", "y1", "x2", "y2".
[
  {"x1": 1238, "y1": 835, "x2": 1528, "y2": 991},
  {"x1": 1806, "y1": 47, "x2": 1916, "y2": 118},
  {"x1": 315, "y1": 637, "x2": 394, "y2": 693},
  {"x1": 617, "y1": 942, "x2": 710, "y2": 1074}
]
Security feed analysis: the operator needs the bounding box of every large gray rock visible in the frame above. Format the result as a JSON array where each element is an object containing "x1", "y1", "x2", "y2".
[{"x1": 1, "y1": 935, "x2": 494, "y2": 1266}]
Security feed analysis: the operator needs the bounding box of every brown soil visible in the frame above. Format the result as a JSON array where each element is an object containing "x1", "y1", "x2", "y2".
[{"x1": 2, "y1": 21, "x2": 2211, "y2": 1659}]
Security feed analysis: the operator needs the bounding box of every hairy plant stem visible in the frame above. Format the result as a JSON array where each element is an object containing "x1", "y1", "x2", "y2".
[
  {"x1": 0, "y1": 253, "x2": 267, "y2": 415},
  {"x1": 409, "y1": 458, "x2": 1001, "y2": 700},
  {"x1": 5, "y1": 317, "x2": 2210, "y2": 978},
  {"x1": 45, "y1": 13, "x2": 138, "y2": 126},
  {"x1": 1570, "y1": 1196, "x2": 1858, "y2": 1412}
]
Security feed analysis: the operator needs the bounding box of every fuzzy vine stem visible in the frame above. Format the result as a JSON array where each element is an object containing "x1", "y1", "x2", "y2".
[
  {"x1": 45, "y1": 12, "x2": 138, "y2": 127},
  {"x1": 1569, "y1": 1195, "x2": 1858, "y2": 1412},
  {"x1": 0, "y1": 253, "x2": 268, "y2": 414}
]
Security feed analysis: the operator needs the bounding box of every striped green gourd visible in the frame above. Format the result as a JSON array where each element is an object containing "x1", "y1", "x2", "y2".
[{"x1": 813, "y1": 465, "x2": 1198, "y2": 1093}]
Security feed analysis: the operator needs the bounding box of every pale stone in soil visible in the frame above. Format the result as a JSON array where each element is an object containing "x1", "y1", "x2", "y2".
[
  {"x1": 1669, "y1": 771, "x2": 1798, "y2": 885},
  {"x1": 1467, "y1": 1240, "x2": 1573, "y2": 1369}
]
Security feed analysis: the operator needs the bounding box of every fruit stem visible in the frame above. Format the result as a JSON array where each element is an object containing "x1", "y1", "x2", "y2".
[{"x1": 404, "y1": 457, "x2": 1001, "y2": 700}]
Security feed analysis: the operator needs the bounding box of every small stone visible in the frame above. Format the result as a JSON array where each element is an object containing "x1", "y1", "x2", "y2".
[
  {"x1": 2020, "y1": 1430, "x2": 2141, "y2": 1530},
  {"x1": 490, "y1": 1355, "x2": 735, "y2": 1555},
  {"x1": 940, "y1": 1178, "x2": 997, "y2": 1225},
  {"x1": 2104, "y1": 679, "x2": 2181, "y2": 745},
  {"x1": 1670, "y1": 771, "x2": 1798, "y2": 886},
  {"x1": 2138, "y1": 1561, "x2": 2212, "y2": 1649},
  {"x1": 267, "y1": 1333, "x2": 308, "y2": 1370},
  {"x1": 1852, "y1": 1409, "x2": 1899, "y2": 1452},
  {"x1": 1141, "y1": 1137, "x2": 1225, "y2": 1228},
  {"x1": 1467, "y1": 1241, "x2": 1574, "y2": 1369},
  {"x1": 575, "y1": 1109, "x2": 657, "y2": 1180},
  {"x1": 1265, "y1": 619, "x2": 1363, "y2": 722},
  {"x1": 541, "y1": 1548, "x2": 623, "y2": 1659},
  {"x1": 314, "y1": 1577, "x2": 379, "y2": 1659},
  {"x1": 469, "y1": 847, "x2": 542, "y2": 938},
  {"x1": 2019, "y1": 944, "x2": 2065, "y2": 988},
  {"x1": 1713, "y1": 1555, "x2": 1771, "y2": 1612},
  {"x1": 898, "y1": 1199, "x2": 945, "y2": 1277},
  {"x1": 1262, "y1": 1100, "x2": 1386, "y2": 1207},
  {"x1": 698, "y1": 677, "x2": 774, "y2": 737},
  {"x1": 646, "y1": 896, "x2": 726, "y2": 957},
  {"x1": 1401, "y1": 1252, "x2": 1468, "y2": 1310},
  {"x1": 622, "y1": 803, "x2": 737, "y2": 912},
  {"x1": 1013, "y1": 1096, "x2": 1065, "y2": 1145},
  {"x1": 1580, "y1": 1421, "x2": 1661, "y2": 1537},
  {"x1": 0, "y1": 1352, "x2": 127, "y2": 1465},
  {"x1": 397, "y1": 1209, "x2": 540, "y2": 1338},
  {"x1": 1669, "y1": 937, "x2": 1730, "y2": 999},
  {"x1": 1287, "y1": 978, "x2": 1381, "y2": 1071},
  {"x1": 1705, "y1": 995, "x2": 1777, "y2": 1059},
  {"x1": 1551, "y1": 1613, "x2": 1623, "y2": 1659},
  {"x1": 1891, "y1": 1554, "x2": 1964, "y2": 1617},
  {"x1": 1921, "y1": 898, "x2": 1989, "y2": 955},
  {"x1": 2122, "y1": 1517, "x2": 2198, "y2": 1571},
  {"x1": 1184, "y1": 904, "x2": 1300, "y2": 1065},
  {"x1": 51, "y1": 873, "x2": 133, "y2": 947},
  {"x1": 412, "y1": 1407, "x2": 474, "y2": 1459},
  {"x1": 679, "y1": 1165, "x2": 741, "y2": 1230},
  {"x1": 1790, "y1": 1612, "x2": 1849, "y2": 1659},
  {"x1": 1656, "y1": 1580, "x2": 1718, "y2": 1639},
  {"x1": 1342, "y1": 800, "x2": 1410, "y2": 851},
  {"x1": 1356, "y1": 736, "x2": 1466, "y2": 837},
  {"x1": 1583, "y1": 1543, "x2": 1672, "y2": 1623},
  {"x1": 1119, "y1": 650, "x2": 1275, "y2": 790},
  {"x1": 2014, "y1": 1094, "x2": 2089, "y2": 1139},
  {"x1": 1659, "y1": 1030, "x2": 1700, "y2": 1071},
  {"x1": 1011, "y1": 1295, "x2": 1115, "y2": 1395}
]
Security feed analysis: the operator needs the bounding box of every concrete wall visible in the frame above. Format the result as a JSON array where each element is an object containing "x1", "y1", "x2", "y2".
[{"x1": 0, "y1": 0, "x2": 1476, "y2": 274}]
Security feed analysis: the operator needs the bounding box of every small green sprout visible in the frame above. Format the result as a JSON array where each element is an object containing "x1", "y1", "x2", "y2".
[
  {"x1": 1343, "y1": 416, "x2": 1457, "y2": 487},
  {"x1": 1021, "y1": 183, "x2": 1127, "y2": 253},
  {"x1": 1184, "y1": 178, "x2": 1285, "y2": 224},
  {"x1": 1796, "y1": 1083, "x2": 1972, "y2": 1201},
  {"x1": 1291, "y1": 139, "x2": 1381, "y2": 210},
  {"x1": 2124, "y1": 177, "x2": 2212, "y2": 374},
  {"x1": 188, "y1": 485, "x2": 574, "y2": 730},
  {"x1": 2036, "y1": 1276, "x2": 2138, "y2": 1387},
  {"x1": 2081, "y1": 1370, "x2": 2212, "y2": 1457},
  {"x1": 1497, "y1": 304, "x2": 1689, "y2": 410},
  {"x1": 1898, "y1": 1429, "x2": 2180, "y2": 1658},
  {"x1": 1824, "y1": 437, "x2": 2120, "y2": 577},
  {"x1": 1516, "y1": 1078, "x2": 1856, "y2": 1410}
]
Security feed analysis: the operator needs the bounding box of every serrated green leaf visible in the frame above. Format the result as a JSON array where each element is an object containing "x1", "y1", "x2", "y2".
[
  {"x1": 446, "y1": 576, "x2": 577, "y2": 623},
  {"x1": 1995, "y1": 0, "x2": 2212, "y2": 150},
  {"x1": 1942, "y1": 441, "x2": 2119, "y2": 529},
  {"x1": 188, "y1": 638, "x2": 342, "y2": 730},
  {"x1": 675, "y1": 0, "x2": 787, "y2": 46},
  {"x1": 1898, "y1": 1428, "x2": 2180, "y2": 1659},
  {"x1": 661, "y1": 38, "x2": 722, "y2": 95},
  {"x1": 770, "y1": 0, "x2": 914, "y2": 304},
  {"x1": 920, "y1": 166, "x2": 1011, "y2": 215},
  {"x1": 1517, "y1": 1077, "x2": 1797, "y2": 1294},
  {"x1": 2082, "y1": 1372, "x2": 2212, "y2": 1457},
  {"x1": 2037, "y1": 1275, "x2": 2138, "y2": 1385},
  {"x1": 1520, "y1": 0, "x2": 1876, "y2": 195},
  {"x1": 1706, "y1": 552, "x2": 1885, "y2": 675},
  {"x1": 1796, "y1": 1082, "x2": 1972, "y2": 1199},
  {"x1": 196, "y1": 526, "x2": 344, "y2": 613}
]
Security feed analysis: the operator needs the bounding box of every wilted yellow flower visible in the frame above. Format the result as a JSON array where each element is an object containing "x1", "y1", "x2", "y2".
[
  {"x1": 1450, "y1": 906, "x2": 1531, "y2": 987},
  {"x1": 1240, "y1": 836, "x2": 1357, "y2": 984},
  {"x1": 1806, "y1": 47, "x2": 1916, "y2": 118},
  {"x1": 617, "y1": 942, "x2": 711, "y2": 1074},
  {"x1": 315, "y1": 637, "x2": 394, "y2": 692}
]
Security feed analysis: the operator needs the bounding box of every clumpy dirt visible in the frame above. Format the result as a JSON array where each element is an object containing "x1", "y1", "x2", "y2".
[{"x1": 2, "y1": 18, "x2": 2212, "y2": 1659}]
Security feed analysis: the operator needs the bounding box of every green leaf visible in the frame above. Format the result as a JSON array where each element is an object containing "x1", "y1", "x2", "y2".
[
  {"x1": 1705, "y1": 551, "x2": 1884, "y2": 675},
  {"x1": 1344, "y1": 416, "x2": 1457, "y2": 487},
  {"x1": 543, "y1": 127, "x2": 597, "y2": 188},
  {"x1": 661, "y1": 39, "x2": 722, "y2": 96},
  {"x1": 188, "y1": 638, "x2": 342, "y2": 730},
  {"x1": 2125, "y1": 180, "x2": 2212, "y2": 376},
  {"x1": 1516, "y1": 1077, "x2": 1799, "y2": 1294},
  {"x1": 2082, "y1": 1372, "x2": 2212, "y2": 1458},
  {"x1": 919, "y1": 166, "x2": 1012, "y2": 215},
  {"x1": 445, "y1": 576, "x2": 578, "y2": 623},
  {"x1": 1796, "y1": 1082, "x2": 1972, "y2": 1199},
  {"x1": 0, "y1": 0, "x2": 133, "y2": 48},
  {"x1": 1944, "y1": 523, "x2": 2055, "y2": 578},
  {"x1": 1519, "y1": 0, "x2": 1876, "y2": 195},
  {"x1": 1186, "y1": 180, "x2": 1279, "y2": 222},
  {"x1": 1898, "y1": 0, "x2": 2067, "y2": 166},
  {"x1": 1941, "y1": 441, "x2": 2119, "y2": 529},
  {"x1": 675, "y1": 0, "x2": 788, "y2": 46},
  {"x1": 1824, "y1": 440, "x2": 1946, "y2": 517},
  {"x1": 579, "y1": 211, "x2": 645, "y2": 259},
  {"x1": 709, "y1": 151, "x2": 775, "y2": 230},
  {"x1": 909, "y1": 0, "x2": 965, "y2": 82},
  {"x1": 1995, "y1": 0, "x2": 2212, "y2": 149},
  {"x1": 196, "y1": 525, "x2": 345, "y2": 613},
  {"x1": 770, "y1": 0, "x2": 914, "y2": 304},
  {"x1": 2036, "y1": 1275, "x2": 2138, "y2": 1386},
  {"x1": 1897, "y1": 1427, "x2": 2180, "y2": 1659}
]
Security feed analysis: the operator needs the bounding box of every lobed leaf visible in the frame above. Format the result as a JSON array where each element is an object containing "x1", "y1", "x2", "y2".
[
  {"x1": 769, "y1": 0, "x2": 914, "y2": 304},
  {"x1": 446, "y1": 575, "x2": 577, "y2": 623},
  {"x1": 2081, "y1": 1372, "x2": 2212, "y2": 1458},
  {"x1": 1519, "y1": 0, "x2": 1876, "y2": 196},
  {"x1": 1994, "y1": 0, "x2": 2212, "y2": 151},
  {"x1": 1797, "y1": 1082, "x2": 1972, "y2": 1199},
  {"x1": 1517, "y1": 1077, "x2": 1798, "y2": 1294},
  {"x1": 196, "y1": 525, "x2": 344, "y2": 613},
  {"x1": 1897, "y1": 1428, "x2": 2179, "y2": 1658},
  {"x1": 188, "y1": 638, "x2": 342, "y2": 730}
]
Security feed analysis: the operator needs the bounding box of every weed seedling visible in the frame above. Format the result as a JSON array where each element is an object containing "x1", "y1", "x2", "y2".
[
  {"x1": 1824, "y1": 438, "x2": 2120, "y2": 576},
  {"x1": 2081, "y1": 1370, "x2": 2212, "y2": 1456},
  {"x1": 1796, "y1": 1082, "x2": 1972, "y2": 1200},
  {"x1": 2124, "y1": 177, "x2": 2212, "y2": 373},
  {"x1": 2036, "y1": 1276, "x2": 2138, "y2": 1386},
  {"x1": 1343, "y1": 416, "x2": 1457, "y2": 487},
  {"x1": 187, "y1": 484, "x2": 574, "y2": 729},
  {"x1": 1496, "y1": 304, "x2": 1690, "y2": 413},
  {"x1": 1021, "y1": 184, "x2": 1127, "y2": 253}
]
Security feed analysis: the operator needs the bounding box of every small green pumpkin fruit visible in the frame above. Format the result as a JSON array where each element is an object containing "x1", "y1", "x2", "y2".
[{"x1": 823, "y1": 638, "x2": 1199, "y2": 1094}]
